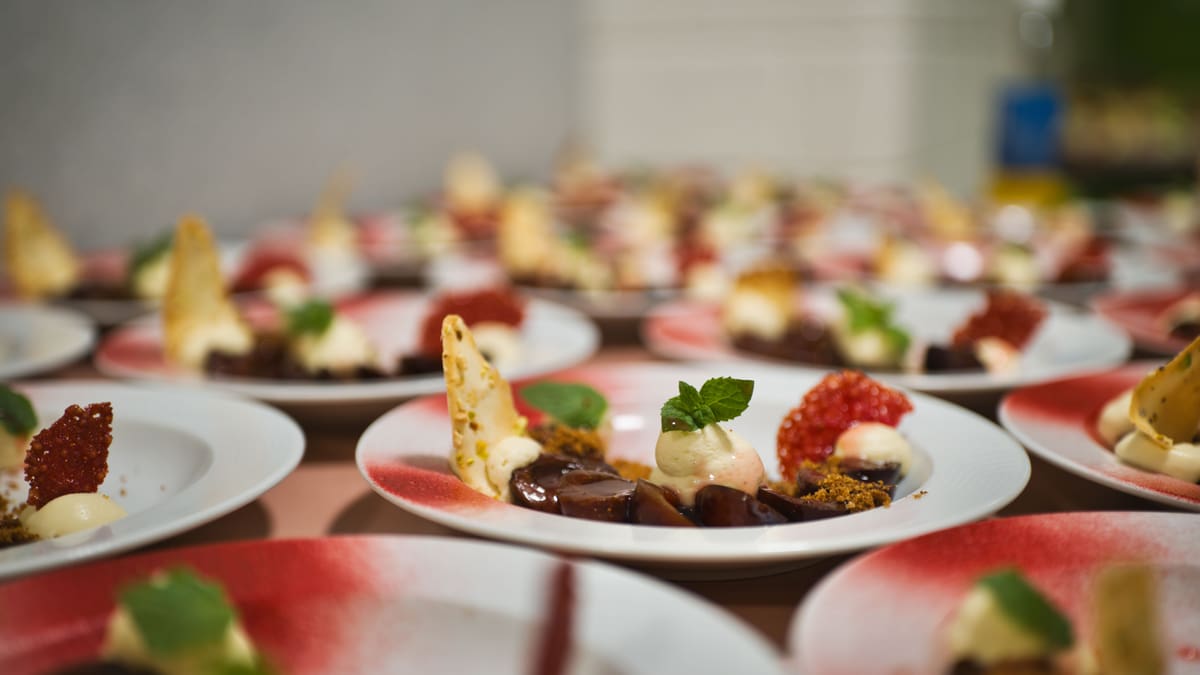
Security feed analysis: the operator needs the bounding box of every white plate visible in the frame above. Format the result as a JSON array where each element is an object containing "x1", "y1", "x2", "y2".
[
  {"x1": 356, "y1": 362, "x2": 1030, "y2": 568},
  {"x1": 0, "y1": 304, "x2": 95, "y2": 379},
  {"x1": 1092, "y1": 286, "x2": 1197, "y2": 355},
  {"x1": 94, "y1": 291, "x2": 599, "y2": 405},
  {"x1": 643, "y1": 287, "x2": 1131, "y2": 394},
  {"x1": 790, "y1": 512, "x2": 1200, "y2": 675},
  {"x1": 0, "y1": 381, "x2": 303, "y2": 579},
  {"x1": 1000, "y1": 362, "x2": 1200, "y2": 511},
  {"x1": 0, "y1": 535, "x2": 786, "y2": 675}
]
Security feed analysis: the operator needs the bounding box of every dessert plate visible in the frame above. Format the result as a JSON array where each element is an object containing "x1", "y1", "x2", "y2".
[
  {"x1": 643, "y1": 287, "x2": 1131, "y2": 394},
  {"x1": 0, "y1": 381, "x2": 303, "y2": 579},
  {"x1": 999, "y1": 362, "x2": 1200, "y2": 511},
  {"x1": 1092, "y1": 286, "x2": 1198, "y2": 355},
  {"x1": 789, "y1": 512, "x2": 1200, "y2": 675},
  {"x1": 0, "y1": 535, "x2": 787, "y2": 675},
  {"x1": 94, "y1": 291, "x2": 599, "y2": 405},
  {"x1": 0, "y1": 304, "x2": 95, "y2": 379},
  {"x1": 357, "y1": 362, "x2": 1030, "y2": 568}
]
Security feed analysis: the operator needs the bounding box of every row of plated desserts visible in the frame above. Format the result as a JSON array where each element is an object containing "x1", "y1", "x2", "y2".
[{"x1": 2, "y1": 155, "x2": 1199, "y2": 675}]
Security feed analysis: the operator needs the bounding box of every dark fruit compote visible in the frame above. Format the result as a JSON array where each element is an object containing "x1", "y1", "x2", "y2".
[{"x1": 502, "y1": 371, "x2": 913, "y2": 528}]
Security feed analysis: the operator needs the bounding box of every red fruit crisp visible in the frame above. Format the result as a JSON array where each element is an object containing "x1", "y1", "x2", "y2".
[
  {"x1": 777, "y1": 371, "x2": 912, "y2": 482},
  {"x1": 951, "y1": 290, "x2": 1047, "y2": 350},
  {"x1": 24, "y1": 402, "x2": 114, "y2": 508}
]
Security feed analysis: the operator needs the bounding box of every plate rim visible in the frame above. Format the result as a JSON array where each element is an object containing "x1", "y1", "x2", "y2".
[
  {"x1": 788, "y1": 510, "x2": 1200, "y2": 674},
  {"x1": 92, "y1": 291, "x2": 600, "y2": 404},
  {"x1": 0, "y1": 380, "x2": 304, "y2": 580},
  {"x1": 355, "y1": 361, "x2": 1032, "y2": 565},
  {"x1": 998, "y1": 361, "x2": 1200, "y2": 511},
  {"x1": 0, "y1": 303, "x2": 97, "y2": 379},
  {"x1": 642, "y1": 289, "x2": 1132, "y2": 394}
]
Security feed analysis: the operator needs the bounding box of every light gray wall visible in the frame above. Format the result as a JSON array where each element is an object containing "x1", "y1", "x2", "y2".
[{"x1": 0, "y1": 1, "x2": 579, "y2": 248}]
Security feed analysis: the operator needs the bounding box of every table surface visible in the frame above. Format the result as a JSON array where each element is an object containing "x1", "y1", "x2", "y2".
[{"x1": 24, "y1": 336, "x2": 1176, "y2": 658}]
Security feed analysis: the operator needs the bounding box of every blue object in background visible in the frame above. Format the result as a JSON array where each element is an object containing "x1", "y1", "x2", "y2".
[{"x1": 996, "y1": 83, "x2": 1063, "y2": 170}]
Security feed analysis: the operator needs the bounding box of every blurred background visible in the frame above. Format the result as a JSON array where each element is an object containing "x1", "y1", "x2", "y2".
[{"x1": 1, "y1": 0, "x2": 1198, "y2": 246}]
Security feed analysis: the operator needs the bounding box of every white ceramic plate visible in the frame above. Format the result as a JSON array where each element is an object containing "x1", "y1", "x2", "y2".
[
  {"x1": 94, "y1": 291, "x2": 599, "y2": 405},
  {"x1": 357, "y1": 362, "x2": 1030, "y2": 568},
  {"x1": 0, "y1": 535, "x2": 786, "y2": 675},
  {"x1": 790, "y1": 512, "x2": 1200, "y2": 675},
  {"x1": 0, "y1": 304, "x2": 95, "y2": 379},
  {"x1": 0, "y1": 381, "x2": 303, "y2": 579},
  {"x1": 999, "y1": 362, "x2": 1200, "y2": 511},
  {"x1": 1092, "y1": 286, "x2": 1198, "y2": 355},
  {"x1": 643, "y1": 287, "x2": 1131, "y2": 394}
]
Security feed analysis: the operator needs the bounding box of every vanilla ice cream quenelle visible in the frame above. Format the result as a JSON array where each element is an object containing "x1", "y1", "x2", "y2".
[{"x1": 649, "y1": 377, "x2": 764, "y2": 505}]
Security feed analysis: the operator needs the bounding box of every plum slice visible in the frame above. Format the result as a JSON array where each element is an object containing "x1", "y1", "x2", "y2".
[
  {"x1": 557, "y1": 471, "x2": 635, "y2": 522},
  {"x1": 509, "y1": 453, "x2": 617, "y2": 513},
  {"x1": 694, "y1": 485, "x2": 788, "y2": 527},
  {"x1": 631, "y1": 479, "x2": 695, "y2": 527}
]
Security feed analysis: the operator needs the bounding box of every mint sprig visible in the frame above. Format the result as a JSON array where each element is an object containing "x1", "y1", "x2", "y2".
[
  {"x1": 978, "y1": 568, "x2": 1074, "y2": 649},
  {"x1": 0, "y1": 385, "x2": 36, "y2": 436},
  {"x1": 127, "y1": 231, "x2": 174, "y2": 282},
  {"x1": 836, "y1": 287, "x2": 910, "y2": 354},
  {"x1": 520, "y1": 381, "x2": 608, "y2": 430},
  {"x1": 285, "y1": 299, "x2": 335, "y2": 337},
  {"x1": 660, "y1": 377, "x2": 754, "y2": 432},
  {"x1": 119, "y1": 568, "x2": 237, "y2": 657}
]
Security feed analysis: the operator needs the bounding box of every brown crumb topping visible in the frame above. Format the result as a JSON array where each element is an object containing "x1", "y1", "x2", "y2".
[
  {"x1": 529, "y1": 422, "x2": 606, "y2": 460},
  {"x1": 803, "y1": 473, "x2": 892, "y2": 512},
  {"x1": 611, "y1": 459, "x2": 653, "y2": 482}
]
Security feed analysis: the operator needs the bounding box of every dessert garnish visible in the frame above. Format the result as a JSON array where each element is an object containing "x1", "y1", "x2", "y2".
[
  {"x1": 1157, "y1": 292, "x2": 1200, "y2": 341},
  {"x1": 947, "y1": 568, "x2": 1074, "y2": 670},
  {"x1": 3, "y1": 189, "x2": 81, "y2": 299},
  {"x1": 442, "y1": 318, "x2": 912, "y2": 526},
  {"x1": 307, "y1": 171, "x2": 357, "y2": 253},
  {"x1": 946, "y1": 564, "x2": 1163, "y2": 674},
  {"x1": 126, "y1": 231, "x2": 174, "y2": 301},
  {"x1": 408, "y1": 287, "x2": 526, "y2": 373},
  {"x1": 5, "y1": 401, "x2": 127, "y2": 542},
  {"x1": 282, "y1": 298, "x2": 378, "y2": 377},
  {"x1": 90, "y1": 567, "x2": 274, "y2": 675},
  {"x1": 521, "y1": 381, "x2": 608, "y2": 431},
  {"x1": 777, "y1": 371, "x2": 913, "y2": 481},
  {"x1": 0, "y1": 384, "x2": 36, "y2": 470},
  {"x1": 833, "y1": 287, "x2": 910, "y2": 369},
  {"x1": 163, "y1": 216, "x2": 254, "y2": 370}
]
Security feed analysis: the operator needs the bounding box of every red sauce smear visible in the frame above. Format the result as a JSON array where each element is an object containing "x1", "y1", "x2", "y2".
[
  {"x1": 531, "y1": 560, "x2": 576, "y2": 675},
  {"x1": 1179, "y1": 645, "x2": 1200, "y2": 662},
  {"x1": 24, "y1": 402, "x2": 113, "y2": 508}
]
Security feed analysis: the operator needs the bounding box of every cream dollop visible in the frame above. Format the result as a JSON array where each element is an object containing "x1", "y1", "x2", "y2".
[
  {"x1": 261, "y1": 268, "x2": 309, "y2": 308},
  {"x1": 177, "y1": 315, "x2": 254, "y2": 370},
  {"x1": 470, "y1": 323, "x2": 522, "y2": 370},
  {"x1": 20, "y1": 493, "x2": 127, "y2": 538},
  {"x1": 291, "y1": 315, "x2": 377, "y2": 374},
  {"x1": 103, "y1": 602, "x2": 257, "y2": 675},
  {"x1": 948, "y1": 586, "x2": 1058, "y2": 666},
  {"x1": 1114, "y1": 431, "x2": 1200, "y2": 483},
  {"x1": 835, "y1": 328, "x2": 902, "y2": 369},
  {"x1": 878, "y1": 241, "x2": 936, "y2": 285},
  {"x1": 485, "y1": 436, "x2": 542, "y2": 501},
  {"x1": 833, "y1": 422, "x2": 912, "y2": 475},
  {"x1": 0, "y1": 431, "x2": 29, "y2": 471},
  {"x1": 723, "y1": 289, "x2": 788, "y2": 341},
  {"x1": 650, "y1": 424, "x2": 765, "y2": 506},
  {"x1": 1097, "y1": 388, "x2": 1135, "y2": 446},
  {"x1": 974, "y1": 337, "x2": 1021, "y2": 374},
  {"x1": 132, "y1": 253, "x2": 172, "y2": 301}
]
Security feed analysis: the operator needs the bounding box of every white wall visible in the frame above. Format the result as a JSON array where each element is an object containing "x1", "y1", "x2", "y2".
[
  {"x1": 581, "y1": 0, "x2": 1020, "y2": 192},
  {"x1": 0, "y1": 1, "x2": 579, "y2": 248}
]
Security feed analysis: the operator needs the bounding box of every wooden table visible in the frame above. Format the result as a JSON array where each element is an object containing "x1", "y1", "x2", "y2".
[{"x1": 29, "y1": 343, "x2": 1173, "y2": 655}]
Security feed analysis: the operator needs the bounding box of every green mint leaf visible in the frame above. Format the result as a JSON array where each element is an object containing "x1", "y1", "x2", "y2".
[
  {"x1": 520, "y1": 382, "x2": 607, "y2": 430},
  {"x1": 285, "y1": 300, "x2": 335, "y2": 337},
  {"x1": 0, "y1": 386, "x2": 36, "y2": 435},
  {"x1": 699, "y1": 377, "x2": 754, "y2": 423},
  {"x1": 660, "y1": 377, "x2": 754, "y2": 432},
  {"x1": 215, "y1": 656, "x2": 277, "y2": 675},
  {"x1": 127, "y1": 231, "x2": 174, "y2": 282},
  {"x1": 884, "y1": 325, "x2": 911, "y2": 356},
  {"x1": 836, "y1": 287, "x2": 893, "y2": 333},
  {"x1": 119, "y1": 568, "x2": 237, "y2": 657},
  {"x1": 660, "y1": 397, "x2": 700, "y2": 432},
  {"x1": 978, "y1": 569, "x2": 1074, "y2": 649}
]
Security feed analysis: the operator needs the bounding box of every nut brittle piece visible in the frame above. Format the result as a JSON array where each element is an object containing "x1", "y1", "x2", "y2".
[
  {"x1": 163, "y1": 215, "x2": 253, "y2": 369},
  {"x1": 3, "y1": 190, "x2": 80, "y2": 299},
  {"x1": 1130, "y1": 334, "x2": 1200, "y2": 448},
  {"x1": 441, "y1": 314, "x2": 526, "y2": 498}
]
